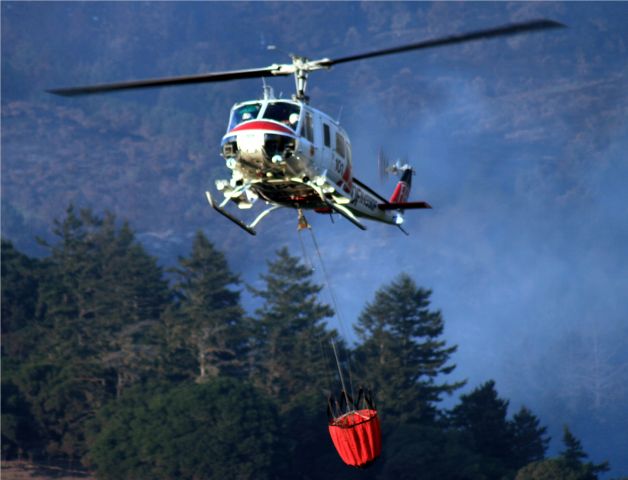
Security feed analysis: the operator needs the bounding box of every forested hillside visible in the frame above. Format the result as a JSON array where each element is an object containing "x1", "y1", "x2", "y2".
[{"x1": 1, "y1": 207, "x2": 612, "y2": 479}]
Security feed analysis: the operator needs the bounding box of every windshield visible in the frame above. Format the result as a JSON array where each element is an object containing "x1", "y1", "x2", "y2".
[
  {"x1": 228, "y1": 103, "x2": 262, "y2": 130},
  {"x1": 262, "y1": 102, "x2": 301, "y2": 130}
]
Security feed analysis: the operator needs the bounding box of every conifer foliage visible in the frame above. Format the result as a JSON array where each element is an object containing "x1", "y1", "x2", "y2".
[
  {"x1": 354, "y1": 273, "x2": 463, "y2": 424},
  {"x1": 3, "y1": 206, "x2": 169, "y2": 459},
  {"x1": 515, "y1": 426, "x2": 609, "y2": 480},
  {"x1": 89, "y1": 378, "x2": 279, "y2": 480},
  {"x1": 168, "y1": 231, "x2": 246, "y2": 381},
  {"x1": 449, "y1": 381, "x2": 552, "y2": 478},
  {"x1": 249, "y1": 247, "x2": 336, "y2": 407},
  {"x1": 0, "y1": 207, "x2": 612, "y2": 479}
]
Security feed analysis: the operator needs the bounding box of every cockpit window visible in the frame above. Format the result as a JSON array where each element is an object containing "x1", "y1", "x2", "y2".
[
  {"x1": 228, "y1": 103, "x2": 262, "y2": 130},
  {"x1": 262, "y1": 102, "x2": 301, "y2": 130}
]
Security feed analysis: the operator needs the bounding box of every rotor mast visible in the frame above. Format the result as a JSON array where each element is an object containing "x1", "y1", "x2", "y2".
[
  {"x1": 290, "y1": 55, "x2": 330, "y2": 103},
  {"x1": 293, "y1": 58, "x2": 309, "y2": 102}
]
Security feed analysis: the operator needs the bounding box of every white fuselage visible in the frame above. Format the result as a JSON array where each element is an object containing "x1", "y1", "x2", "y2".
[{"x1": 217, "y1": 98, "x2": 398, "y2": 225}]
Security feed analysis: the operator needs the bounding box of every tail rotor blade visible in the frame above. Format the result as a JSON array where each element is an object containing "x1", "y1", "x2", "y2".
[{"x1": 378, "y1": 148, "x2": 389, "y2": 183}]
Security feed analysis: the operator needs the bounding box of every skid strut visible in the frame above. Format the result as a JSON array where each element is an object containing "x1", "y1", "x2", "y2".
[{"x1": 205, "y1": 190, "x2": 281, "y2": 235}]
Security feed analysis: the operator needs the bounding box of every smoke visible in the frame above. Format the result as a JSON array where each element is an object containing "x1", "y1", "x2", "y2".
[{"x1": 3, "y1": 1, "x2": 627, "y2": 474}]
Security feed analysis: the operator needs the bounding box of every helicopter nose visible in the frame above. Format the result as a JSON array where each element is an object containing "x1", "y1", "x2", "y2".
[
  {"x1": 224, "y1": 120, "x2": 297, "y2": 158},
  {"x1": 237, "y1": 130, "x2": 265, "y2": 154}
]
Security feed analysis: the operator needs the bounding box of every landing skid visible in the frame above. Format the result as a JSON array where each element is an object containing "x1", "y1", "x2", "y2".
[
  {"x1": 325, "y1": 201, "x2": 367, "y2": 231},
  {"x1": 205, "y1": 191, "x2": 281, "y2": 235},
  {"x1": 206, "y1": 191, "x2": 256, "y2": 235},
  {"x1": 301, "y1": 178, "x2": 367, "y2": 231}
]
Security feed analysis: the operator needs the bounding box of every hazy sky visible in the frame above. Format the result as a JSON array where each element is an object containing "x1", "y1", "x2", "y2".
[{"x1": 2, "y1": 1, "x2": 627, "y2": 474}]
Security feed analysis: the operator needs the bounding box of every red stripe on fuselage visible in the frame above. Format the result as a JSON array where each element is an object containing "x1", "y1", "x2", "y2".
[{"x1": 229, "y1": 120, "x2": 295, "y2": 136}]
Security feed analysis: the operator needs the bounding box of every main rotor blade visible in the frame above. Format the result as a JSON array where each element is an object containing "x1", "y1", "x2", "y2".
[
  {"x1": 48, "y1": 66, "x2": 289, "y2": 97},
  {"x1": 321, "y1": 19, "x2": 565, "y2": 67}
]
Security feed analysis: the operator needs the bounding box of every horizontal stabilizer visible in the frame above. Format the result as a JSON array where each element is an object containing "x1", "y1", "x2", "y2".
[{"x1": 378, "y1": 201, "x2": 432, "y2": 210}]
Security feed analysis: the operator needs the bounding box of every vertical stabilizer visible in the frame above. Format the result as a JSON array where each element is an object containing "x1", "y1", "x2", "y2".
[{"x1": 389, "y1": 168, "x2": 413, "y2": 203}]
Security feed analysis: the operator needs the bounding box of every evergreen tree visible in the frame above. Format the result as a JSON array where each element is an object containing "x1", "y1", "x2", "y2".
[
  {"x1": 516, "y1": 427, "x2": 610, "y2": 480},
  {"x1": 1, "y1": 376, "x2": 44, "y2": 459},
  {"x1": 94, "y1": 216, "x2": 170, "y2": 396},
  {"x1": 560, "y1": 426, "x2": 588, "y2": 467},
  {"x1": 168, "y1": 231, "x2": 246, "y2": 381},
  {"x1": 1, "y1": 239, "x2": 41, "y2": 360},
  {"x1": 250, "y1": 247, "x2": 336, "y2": 408},
  {"x1": 381, "y1": 424, "x2": 485, "y2": 480},
  {"x1": 89, "y1": 378, "x2": 279, "y2": 480},
  {"x1": 353, "y1": 273, "x2": 463, "y2": 424},
  {"x1": 510, "y1": 406, "x2": 550, "y2": 469},
  {"x1": 36, "y1": 206, "x2": 169, "y2": 366},
  {"x1": 449, "y1": 380, "x2": 513, "y2": 478},
  {"x1": 559, "y1": 426, "x2": 609, "y2": 477},
  {"x1": 248, "y1": 247, "x2": 350, "y2": 479},
  {"x1": 449, "y1": 382, "x2": 551, "y2": 479},
  {"x1": 35, "y1": 206, "x2": 106, "y2": 359},
  {"x1": 8, "y1": 361, "x2": 113, "y2": 460},
  {"x1": 1, "y1": 240, "x2": 39, "y2": 335},
  {"x1": 6, "y1": 206, "x2": 170, "y2": 460},
  {"x1": 516, "y1": 458, "x2": 580, "y2": 480}
]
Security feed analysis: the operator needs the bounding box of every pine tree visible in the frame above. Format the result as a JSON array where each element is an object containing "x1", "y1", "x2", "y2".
[
  {"x1": 35, "y1": 206, "x2": 105, "y2": 359},
  {"x1": 560, "y1": 426, "x2": 588, "y2": 467},
  {"x1": 1, "y1": 377, "x2": 45, "y2": 459},
  {"x1": 12, "y1": 206, "x2": 171, "y2": 459},
  {"x1": 250, "y1": 247, "x2": 336, "y2": 408},
  {"x1": 169, "y1": 231, "x2": 246, "y2": 381},
  {"x1": 1, "y1": 240, "x2": 41, "y2": 360},
  {"x1": 37, "y1": 207, "x2": 169, "y2": 389},
  {"x1": 515, "y1": 426, "x2": 610, "y2": 480},
  {"x1": 449, "y1": 380, "x2": 513, "y2": 478},
  {"x1": 559, "y1": 426, "x2": 609, "y2": 477},
  {"x1": 510, "y1": 406, "x2": 550, "y2": 469},
  {"x1": 89, "y1": 378, "x2": 280, "y2": 480},
  {"x1": 353, "y1": 273, "x2": 463, "y2": 424},
  {"x1": 93, "y1": 215, "x2": 170, "y2": 396}
]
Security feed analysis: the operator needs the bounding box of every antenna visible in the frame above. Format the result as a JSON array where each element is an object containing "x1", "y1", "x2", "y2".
[
  {"x1": 261, "y1": 78, "x2": 275, "y2": 100},
  {"x1": 336, "y1": 105, "x2": 343, "y2": 123}
]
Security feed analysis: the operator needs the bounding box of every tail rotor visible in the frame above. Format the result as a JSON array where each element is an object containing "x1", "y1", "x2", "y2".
[
  {"x1": 378, "y1": 148, "x2": 390, "y2": 183},
  {"x1": 378, "y1": 148, "x2": 414, "y2": 183}
]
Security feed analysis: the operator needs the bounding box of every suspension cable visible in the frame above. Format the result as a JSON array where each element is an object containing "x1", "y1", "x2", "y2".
[
  {"x1": 297, "y1": 222, "x2": 335, "y2": 396},
  {"x1": 304, "y1": 216, "x2": 356, "y2": 403}
]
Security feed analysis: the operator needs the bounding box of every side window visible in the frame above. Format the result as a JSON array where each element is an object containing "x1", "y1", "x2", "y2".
[
  {"x1": 323, "y1": 123, "x2": 331, "y2": 147},
  {"x1": 301, "y1": 112, "x2": 314, "y2": 143},
  {"x1": 335, "y1": 132, "x2": 346, "y2": 158},
  {"x1": 346, "y1": 142, "x2": 352, "y2": 165},
  {"x1": 302, "y1": 112, "x2": 314, "y2": 142},
  {"x1": 307, "y1": 114, "x2": 314, "y2": 142}
]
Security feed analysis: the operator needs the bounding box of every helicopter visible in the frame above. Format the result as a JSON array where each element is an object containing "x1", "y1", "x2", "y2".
[{"x1": 48, "y1": 19, "x2": 564, "y2": 235}]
